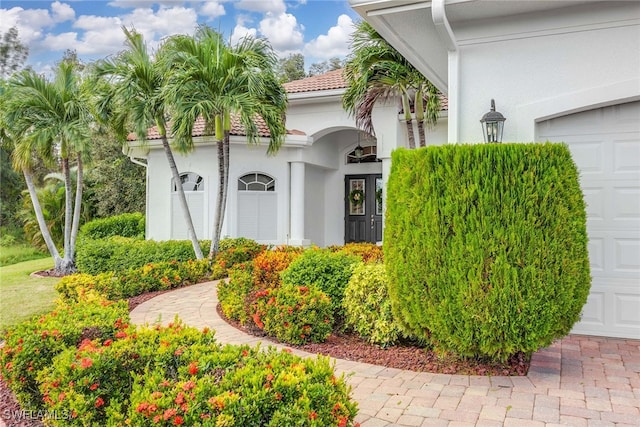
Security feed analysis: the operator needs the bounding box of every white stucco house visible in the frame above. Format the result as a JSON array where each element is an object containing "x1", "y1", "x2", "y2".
[
  {"x1": 348, "y1": 0, "x2": 639, "y2": 339},
  {"x1": 126, "y1": 69, "x2": 448, "y2": 248},
  {"x1": 128, "y1": 0, "x2": 639, "y2": 340}
]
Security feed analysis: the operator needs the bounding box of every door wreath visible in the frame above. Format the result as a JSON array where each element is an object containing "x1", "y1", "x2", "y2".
[{"x1": 349, "y1": 189, "x2": 365, "y2": 206}]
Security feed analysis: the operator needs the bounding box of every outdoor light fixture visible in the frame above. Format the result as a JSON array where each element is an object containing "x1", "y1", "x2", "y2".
[
  {"x1": 354, "y1": 131, "x2": 365, "y2": 161},
  {"x1": 480, "y1": 99, "x2": 506, "y2": 143}
]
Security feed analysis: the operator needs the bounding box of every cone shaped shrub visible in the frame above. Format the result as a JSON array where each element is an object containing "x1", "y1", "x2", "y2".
[{"x1": 384, "y1": 143, "x2": 590, "y2": 361}]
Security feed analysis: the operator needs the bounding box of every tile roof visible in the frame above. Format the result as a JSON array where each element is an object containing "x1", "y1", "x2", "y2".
[
  {"x1": 283, "y1": 68, "x2": 347, "y2": 93},
  {"x1": 128, "y1": 68, "x2": 447, "y2": 141}
]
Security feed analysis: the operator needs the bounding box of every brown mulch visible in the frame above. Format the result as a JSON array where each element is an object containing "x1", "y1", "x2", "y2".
[
  {"x1": 215, "y1": 303, "x2": 530, "y2": 377},
  {"x1": 0, "y1": 287, "x2": 530, "y2": 426}
]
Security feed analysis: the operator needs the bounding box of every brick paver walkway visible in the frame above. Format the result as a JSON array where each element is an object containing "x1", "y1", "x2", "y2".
[{"x1": 130, "y1": 281, "x2": 640, "y2": 427}]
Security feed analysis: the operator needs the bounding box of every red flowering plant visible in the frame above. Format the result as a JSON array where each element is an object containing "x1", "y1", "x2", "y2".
[
  {"x1": 36, "y1": 319, "x2": 218, "y2": 426},
  {"x1": 329, "y1": 242, "x2": 384, "y2": 264},
  {"x1": 0, "y1": 298, "x2": 128, "y2": 410},
  {"x1": 127, "y1": 346, "x2": 358, "y2": 426},
  {"x1": 258, "y1": 284, "x2": 334, "y2": 345}
]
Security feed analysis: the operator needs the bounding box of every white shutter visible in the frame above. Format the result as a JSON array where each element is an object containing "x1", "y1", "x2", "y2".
[
  {"x1": 237, "y1": 192, "x2": 277, "y2": 241},
  {"x1": 171, "y1": 192, "x2": 204, "y2": 240}
]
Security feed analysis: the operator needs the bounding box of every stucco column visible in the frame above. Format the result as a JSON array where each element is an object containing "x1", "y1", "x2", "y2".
[{"x1": 289, "y1": 161, "x2": 310, "y2": 246}]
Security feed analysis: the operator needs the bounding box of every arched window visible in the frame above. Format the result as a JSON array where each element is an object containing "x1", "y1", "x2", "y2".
[
  {"x1": 237, "y1": 172, "x2": 277, "y2": 241},
  {"x1": 172, "y1": 172, "x2": 204, "y2": 192},
  {"x1": 238, "y1": 173, "x2": 275, "y2": 191},
  {"x1": 170, "y1": 172, "x2": 204, "y2": 240}
]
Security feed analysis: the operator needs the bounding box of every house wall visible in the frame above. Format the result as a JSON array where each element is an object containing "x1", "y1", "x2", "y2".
[
  {"x1": 450, "y1": 2, "x2": 639, "y2": 143},
  {"x1": 146, "y1": 142, "x2": 301, "y2": 244}
]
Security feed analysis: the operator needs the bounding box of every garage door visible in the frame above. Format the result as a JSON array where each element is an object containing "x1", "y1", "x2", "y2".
[{"x1": 537, "y1": 101, "x2": 640, "y2": 339}]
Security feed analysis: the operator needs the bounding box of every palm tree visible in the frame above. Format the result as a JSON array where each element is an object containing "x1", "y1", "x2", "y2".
[
  {"x1": 160, "y1": 25, "x2": 287, "y2": 258},
  {"x1": 3, "y1": 61, "x2": 91, "y2": 274},
  {"x1": 92, "y1": 27, "x2": 204, "y2": 260},
  {"x1": 343, "y1": 21, "x2": 440, "y2": 149}
]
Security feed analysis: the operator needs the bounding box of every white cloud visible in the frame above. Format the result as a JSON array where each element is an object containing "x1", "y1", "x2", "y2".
[
  {"x1": 51, "y1": 1, "x2": 75, "y2": 23},
  {"x1": 0, "y1": 7, "x2": 53, "y2": 44},
  {"x1": 199, "y1": 2, "x2": 225, "y2": 19},
  {"x1": 304, "y1": 14, "x2": 353, "y2": 60},
  {"x1": 107, "y1": 0, "x2": 187, "y2": 8},
  {"x1": 234, "y1": 0, "x2": 286, "y2": 15},
  {"x1": 258, "y1": 12, "x2": 303, "y2": 54},
  {"x1": 230, "y1": 22, "x2": 257, "y2": 46}
]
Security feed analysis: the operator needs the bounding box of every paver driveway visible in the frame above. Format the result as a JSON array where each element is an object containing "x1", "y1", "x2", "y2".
[{"x1": 130, "y1": 281, "x2": 640, "y2": 427}]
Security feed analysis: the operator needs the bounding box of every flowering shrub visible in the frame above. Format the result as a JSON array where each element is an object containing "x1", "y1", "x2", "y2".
[
  {"x1": 0, "y1": 298, "x2": 128, "y2": 410},
  {"x1": 343, "y1": 263, "x2": 404, "y2": 346},
  {"x1": 330, "y1": 242, "x2": 384, "y2": 264},
  {"x1": 37, "y1": 320, "x2": 216, "y2": 426},
  {"x1": 252, "y1": 246, "x2": 303, "y2": 290},
  {"x1": 217, "y1": 263, "x2": 254, "y2": 325},
  {"x1": 56, "y1": 259, "x2": 216, "y2": 302},
  {"x1": 127, "y1": 346, "x2": 357, "y2": 426},
  {"x1": 255, "y1": 285, "x2": 334, "y2": 345},
  {"x1": 281, "y1": 249, "x2": 359, "y2": 321}
]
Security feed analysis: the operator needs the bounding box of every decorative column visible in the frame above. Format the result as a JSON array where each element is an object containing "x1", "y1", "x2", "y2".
[{"x1": 289, "y1": 161, "x2": 310, "y2": 246}]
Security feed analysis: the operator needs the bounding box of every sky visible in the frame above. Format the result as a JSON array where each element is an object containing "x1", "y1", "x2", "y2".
[{"x1": 0, "y1": 0, "x2": 360, "y2": 76}]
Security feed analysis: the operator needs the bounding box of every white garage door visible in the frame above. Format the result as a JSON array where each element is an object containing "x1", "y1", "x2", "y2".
[{"x1": 537, "y1": 101, "x2": 640, "y2": 339}]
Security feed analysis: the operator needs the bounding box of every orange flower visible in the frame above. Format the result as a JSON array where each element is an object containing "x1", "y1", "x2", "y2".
[
  {"x1": 337, "y1": 416, "x2": 348, "y2": 427},
  {"x1": 103, "y1": 339, "x2": 113, "y2": 347},
  {"x1": 163, "y1": 408, "x2": 177, "y2": 421},
  {"x1": 173, "y1": 415, "x2": 184, "y2": 425},
  {"x1": 309, "y1": 411, "x2": 318, "y2": 420},
  {"x1": 182, "y1": 380, "x2": 195, "y2": 391},
  {"x1": 80, "y1": 357, "x2": 93, "y2": 369},
  {"x1": 188, "y1": 361, "x2": 198, "y2": 375},
  {"x1": 115, "y1": 331, "x2": 127, "y2": 339},
  {"x1": 90, "y1": 383, "x2": 99, "y2": 391}
]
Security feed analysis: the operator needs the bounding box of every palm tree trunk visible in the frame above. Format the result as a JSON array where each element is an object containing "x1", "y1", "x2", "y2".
[
  {"x1": 23, "y1": 169, "x2": 63, "y2": 271},
  {"x1": 417, "y1": 121, "x2": 426, "y2": 147},
  {"x1": 69, "y1": 154, "x2": 83, "y2": 262},
  {"x1": 161, "y1": 135, "x2": 204, "y2": 260},
  {"x1": 62, "y1": 157, "x2": 72, "y2": 260},
  {"x1": 209, "y1": 138, "x2": 225, "y2": 259},
  {"x1": 401, "y1": 94, "x2": 416, "y2": 149}
]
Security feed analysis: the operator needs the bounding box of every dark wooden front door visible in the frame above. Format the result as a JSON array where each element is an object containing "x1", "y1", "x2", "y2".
[{"x1": 345, "y1": 174, "x2": 383, "y2": 243}]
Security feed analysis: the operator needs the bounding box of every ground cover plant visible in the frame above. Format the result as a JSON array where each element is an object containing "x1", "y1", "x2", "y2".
[
  {"x1": 1, "y1": 298, "x2": 358, "y2": 426},
  {"x1": 385, "y1": 143, "x2": 591, "y2": 361}
]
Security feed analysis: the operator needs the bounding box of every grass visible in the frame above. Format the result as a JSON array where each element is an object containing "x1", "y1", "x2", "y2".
[
  {"x1": 0, "y1": 244, "x2": 48, "y2": 267},
  {"x1": 0, "y1": 257, "x2": 59, "y2": 332}
]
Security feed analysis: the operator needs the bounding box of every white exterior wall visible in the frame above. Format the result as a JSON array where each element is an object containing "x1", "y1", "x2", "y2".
[{"x1": 452, "y1": 3, "x2": 639, "y2": 143}]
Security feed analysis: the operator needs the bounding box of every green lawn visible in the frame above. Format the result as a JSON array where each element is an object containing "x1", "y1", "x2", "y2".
[
  {"x1": 0, "y1": 257, "x2": 59, "y2": 332},
  {"x1": 0, "y1": 244, "x2": 48, "y2": 267}
]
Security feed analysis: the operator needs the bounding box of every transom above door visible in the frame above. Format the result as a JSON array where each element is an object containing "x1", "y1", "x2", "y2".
[{"x1": 345, "y1": 174, "x2": 383, "y2": 244}]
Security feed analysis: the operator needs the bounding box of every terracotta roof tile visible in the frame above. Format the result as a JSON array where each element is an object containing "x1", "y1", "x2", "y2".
[
  {"x1": 283, "y1": 68, "x2": 347, "y2": 93},
  {"x1": 128, "y1": 69, "x2": 447, "y2": 141}
]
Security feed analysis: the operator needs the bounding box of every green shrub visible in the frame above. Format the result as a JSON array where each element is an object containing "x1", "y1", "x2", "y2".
[
  {"x1": 343, "y1": 263, "x2": 403, "y2": 347},
  {"x1": 385, "y1": 143, "x2": 591, "y2": 361},
  {"x1": 56, "y1": 259, "x2": 215, "y2": 302},
  {"x1": 256, "y1": 285, "x2": 333, "y2": 345},
  {"x1": 217, "y1": 237, "x2": 266, "y2": 269},
  {"x1": 218, "y1": 263, "x2": 254, "y2": 325},
  {"x1": 281, "y1": 249, "x2": 359, "y2": 320},
  {"x1": 0, "y1": 298, "x2": 128, "y2": 409},
  {"x1": 75, "y1": 236, "x2": 210, "y2": 274},
  {"x1": 78, "y1": 212, "x2": 145, "y2": 240}
]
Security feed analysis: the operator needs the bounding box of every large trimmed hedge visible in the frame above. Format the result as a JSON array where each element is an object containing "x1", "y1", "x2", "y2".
[{"x1": 384, "y1": 143, "x2": 590, "y2": 361}]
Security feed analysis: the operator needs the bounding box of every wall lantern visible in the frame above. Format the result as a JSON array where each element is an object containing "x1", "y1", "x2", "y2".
[
  {"x1": 354, "y1": 131, "x2": 365, "y2": 161},
  {"x1": 480, "y1": 99, "x2": 506, "y2": 143}
]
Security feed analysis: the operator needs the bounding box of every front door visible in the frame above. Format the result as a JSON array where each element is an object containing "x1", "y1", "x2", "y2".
[{"x1": 345, "y1": 174, "x2": 383, "y2": 243}]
